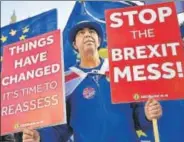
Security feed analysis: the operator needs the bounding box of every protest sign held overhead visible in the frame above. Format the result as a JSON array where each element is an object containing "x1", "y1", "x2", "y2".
[
  {"x1": 1, "y1": 30, "x2": 66, "y2": 135},
  {"x1": 105, "y1": 2, "x2": 184, "y2": 103}
]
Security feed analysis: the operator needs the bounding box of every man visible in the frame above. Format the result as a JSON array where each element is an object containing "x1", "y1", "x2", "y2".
[{"x1": 22, "y1": 15, "x2": 162, "y2": 142}]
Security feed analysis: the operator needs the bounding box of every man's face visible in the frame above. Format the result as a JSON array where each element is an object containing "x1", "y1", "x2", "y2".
[{"x1": 73, "y1": 27, "x2": 101, "y2": 56}]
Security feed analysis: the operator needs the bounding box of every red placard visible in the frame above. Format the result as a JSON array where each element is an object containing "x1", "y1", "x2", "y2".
[
  {"x1": 1, "y1": 30, "x2": 66, "y2": 135},
  {"x1": 105, "y1": 2, "x2": 184, "y2": 103}
]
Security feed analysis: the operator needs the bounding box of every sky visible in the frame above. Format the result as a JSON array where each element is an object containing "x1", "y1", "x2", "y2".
[{"x1": 1, "y1": 1, "x2": 75, "y2": 30}]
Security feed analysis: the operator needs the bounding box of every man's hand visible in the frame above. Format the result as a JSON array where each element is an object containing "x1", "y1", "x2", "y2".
[
  {"x1": 144, "y1": 98, "x2": 162, "y2": 121},
  {"x1": 22, "y1": 128, "x2": 40, "y2": 142}
]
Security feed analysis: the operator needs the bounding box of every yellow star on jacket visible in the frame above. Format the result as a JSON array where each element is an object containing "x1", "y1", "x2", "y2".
[
  {"x1": 22, "y1": 26, "x2": 29, "y2": 33},
  {"x1": 0, "y1": 35, "x2": 7, "y2": 43},
  {"x1": 9, "y1": 29, "x2": 17, "y2": 36},
  {"x1": 19, "y1": 35, "x2": 27, "y2": 40},
  {"x1": 136, "y1": 130, "x2": 147, "y2": 138}
]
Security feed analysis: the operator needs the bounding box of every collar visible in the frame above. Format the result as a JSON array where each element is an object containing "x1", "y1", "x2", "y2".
[{"x1": 70, "y1": 58, "x2": 109, "y2": 77}]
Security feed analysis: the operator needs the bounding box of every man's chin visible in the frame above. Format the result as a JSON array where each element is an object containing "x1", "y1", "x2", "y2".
[
  {"x1": 84, "y1": 45, "x2": 95, "y2": 50},
  {"x1": 84, "y1": 47, "x2": 96, "y2": 55},
  {"x1": 85, "y1": 42, "x2": 94, "y2": 46}
]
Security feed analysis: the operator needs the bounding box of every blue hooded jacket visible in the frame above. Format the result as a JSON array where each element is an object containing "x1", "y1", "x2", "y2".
[{"x1": 39, "y1": 59, "x2": 151, "y2": 142}]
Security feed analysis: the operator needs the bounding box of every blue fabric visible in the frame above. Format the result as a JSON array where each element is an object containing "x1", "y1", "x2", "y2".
[
  {"x1": 0, "y1": 9, "x2": 57, "y2": 72},
  {"x1": 39, "y1": 124, "x2": 73, "y2": 142},
  {"x1": 159, "y1": 100, "x2": 184, "y2": 142},
  {"x1": 139, "y1": 100, "x2": 184, "y2": 142},
  {"x1": 39, "y1": 59, "x2": 151, "y2": 142}
]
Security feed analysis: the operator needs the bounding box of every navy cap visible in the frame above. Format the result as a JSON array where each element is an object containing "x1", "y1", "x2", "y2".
[{"x1": 69, "y1": 15, "x2": 103, "y2": 48}]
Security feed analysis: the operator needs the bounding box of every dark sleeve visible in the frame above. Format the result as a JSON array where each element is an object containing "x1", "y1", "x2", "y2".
[
  {"x1": 39, "y1": 124, "x2": 73, "y2": 142},
  {"x1": 14, "y1": 132, "x2": 23, "y2": 142},
  {"x1": 131, "y1": 102, "x2": 152, "y2": 131}
]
